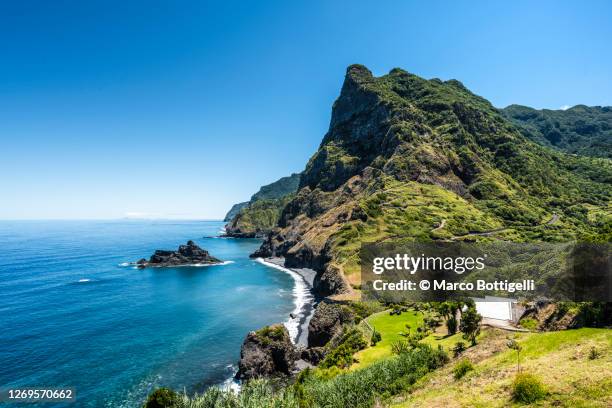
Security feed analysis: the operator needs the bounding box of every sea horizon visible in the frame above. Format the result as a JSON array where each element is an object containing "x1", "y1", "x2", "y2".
[{"x1": 0, "y1": 220, "x2": 302, "y2": 407}]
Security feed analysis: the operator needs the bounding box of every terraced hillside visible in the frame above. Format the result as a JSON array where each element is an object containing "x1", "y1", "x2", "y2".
[{"x1": 255, "y1": 65, "x2": 611, "y2": 296}]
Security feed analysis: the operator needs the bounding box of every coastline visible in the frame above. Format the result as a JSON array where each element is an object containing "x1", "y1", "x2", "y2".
[{"x1": 254, "y1": 257, "x2": 318, "y2": 346}]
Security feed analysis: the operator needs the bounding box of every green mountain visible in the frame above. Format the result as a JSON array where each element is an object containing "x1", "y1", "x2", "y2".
[
  {"x1": 224, "y1": 173, "x2": 301, "y2": 237},
  {"x1": 502, "y1": 104, "x2": 612, "y2": 158},
  {"x1": 254, "y1": 65, "x2": 611, "y2": 296},
  {"x1": 223, "y1": 201, "x2": 249, "y2": 222}
]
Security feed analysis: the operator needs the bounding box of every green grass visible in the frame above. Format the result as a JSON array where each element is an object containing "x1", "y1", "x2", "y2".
[
  {"x1": 519, "y1": 317, "x2": 539, "y2": 331},
  {"x1": 391, "y1": 328, "x2": 612, "y2": 407},
  {"x1": 332, "y1": 177, "x2": 506, "y2": 278},
  {"x1": 352, "y1": 309, "x2": 424, "y2": 369},
  {"x1": 353, "y1": 308, "x2": 475, "y2": 370},
  {"x1": 452, "y1": 359, "x2": 474, "y2": 380}
]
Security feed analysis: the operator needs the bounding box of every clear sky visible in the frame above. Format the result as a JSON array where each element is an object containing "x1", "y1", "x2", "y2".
[{"x1": 1, "y1": 0, "x2": 610, "y2": 220}]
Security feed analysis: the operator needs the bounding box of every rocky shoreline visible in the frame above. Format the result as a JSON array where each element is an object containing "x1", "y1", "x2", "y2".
[
  {"x1": 233, "y1": 257, "x2": 329, "y2": 381},
  {"x1": 255, "y1": 257, "x2": 318, "y2": 346}
]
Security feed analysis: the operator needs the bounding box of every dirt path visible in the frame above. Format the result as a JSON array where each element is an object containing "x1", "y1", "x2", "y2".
[
  {"x1": 432, "y1": 219, "x2": 446, "y2": 232},
  {"x1": 449, "y1": 213, "x2": 561, "y2": 241},
  {"x1": 547, "y1": 213, "x2": 559, "y2": 225},
  {"x1": 481, "y1": 317, "x2": 528, "y2": 332}
]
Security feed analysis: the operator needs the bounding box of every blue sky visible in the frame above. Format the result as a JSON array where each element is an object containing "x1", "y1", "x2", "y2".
[{"x1": 1, "y1": 0, "x2": 610, "y2": 219}]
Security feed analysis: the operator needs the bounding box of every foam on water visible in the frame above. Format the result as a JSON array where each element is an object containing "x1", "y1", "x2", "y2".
[{"x1": 254, "y1": 257, "x2": 314, "y2": 344}]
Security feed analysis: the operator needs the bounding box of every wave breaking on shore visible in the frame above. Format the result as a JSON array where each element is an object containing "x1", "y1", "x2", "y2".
[{"x1": 254, "y1": 257, "x2": 316, "y2": 346}]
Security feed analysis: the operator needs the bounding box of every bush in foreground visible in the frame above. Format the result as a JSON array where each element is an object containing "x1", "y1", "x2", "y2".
[
  {"x1": 452, "y1": 359, "x2": 474, "y2": 380},
  {"x1": 511, "y1": 373, "x2": 547, "y2": 403},
  {"x1": 157, "y1": 344, "x2": 449, "y2": 408},
  {"x1": 298, "y1": 344, "x2": 448, "y2": 407},
  {"x1": 143, "y1": 387, "x2": 180, "y2": 408},
  {"x1": 452, "y1": 341, "x2": 466, "y2": 357},
  {"x1": 460, "y1": 306, "x2": 482, "y2": 346}
]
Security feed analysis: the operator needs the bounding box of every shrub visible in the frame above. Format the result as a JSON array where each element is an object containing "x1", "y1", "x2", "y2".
[
  {"x1": 452, "y1": 359, "x2": 473, "y2": 379},
  {"x1": 301, "y1": 344, "x2": 448, "y2": 408},
  {"x1": 143, "y1": 387, "x2": 179, "y2": 408},
  {"x1": 319, "y1": 328, "x2": 367, "y2": 369},
  {"x1": 346, "y1": 301, "x2": 383, "y2": 322},
  {"x1": 391, "y1": 340, "x2": 412, "y2": 355},
  {"x1": 446, "y1": 315, "x2": 458, "y2": 334},
  {"x1": 255, "y1": 324, "x2": 286, "y2": 346},
  {"x1": 423, "y1": 314, "x2": 441, "y2": 330},
  {"x1": 511, "y1": 373, "x2": 547, "y2": 403},
  {"x1": 172, "y1": 346, "x2": 449, "y2": 408},
  {"x1": 460, "y1": 307, "x2": 482, "y2": 346},
  {"x1": 452, "y1": 341, "x2": 466, "y2": 357},
  {"x1": 370, "y1": 328, "x2": 382, "y2": 346},
  {"x1": 588, "y1": 346, "x2": 602, "y2": 360},
  {"x1": 389, "y1": 305, "x2": 403, "y2": 315},
  {"x1": 519, "y1": 317, "x2": 538, "y2": 331}
]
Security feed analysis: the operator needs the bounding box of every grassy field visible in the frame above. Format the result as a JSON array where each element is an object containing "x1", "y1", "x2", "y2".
[
  {"x1": 351, "y1": 309, "x2": 611, "y2": 407},
  {"x1": 352, "y1": 309, "x2": 469, "y2": 369},
  {"x1": 390, "y1": 327, "x2": 612, "y2": 407},
  {"x1": 352, "y1": 309, "x2": 423, "y2": 369}
]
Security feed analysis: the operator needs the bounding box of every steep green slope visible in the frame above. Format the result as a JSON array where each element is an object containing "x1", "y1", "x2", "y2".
[
  {"x1": 392, "y1": 327, "x2": 612, "y2": 407},
  {"x1": 250, "y1": 173, "x2": 301, "y2": 201},
  {"x1": 223, "y1": 201, "x2": 248, "y2": 222},
  {"x1": 255, "y1": 65, "x2": 611, "y2": 295},
  {"x1": 225, "y1": 195, "x2": 295, "y2": 238},
  {"x1": 225, "y1": 173, "x2": 301, "y2": 237},
  {"x1": 502, "y1": 104, "x2": 612, "y2": 158}
]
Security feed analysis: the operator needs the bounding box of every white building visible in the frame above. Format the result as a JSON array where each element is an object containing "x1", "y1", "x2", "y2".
[{"x1": 472, "y1": 296, "x2": 520, "y2": 322}]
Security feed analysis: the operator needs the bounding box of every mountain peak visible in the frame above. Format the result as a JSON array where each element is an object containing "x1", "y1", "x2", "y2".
[{"x1": 345, "y1": 64, "x2": 373, "y2": 81}]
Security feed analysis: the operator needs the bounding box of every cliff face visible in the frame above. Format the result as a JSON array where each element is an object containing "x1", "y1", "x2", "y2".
[
  {"x1": 223, "y1": 202, "x2": 248, "y2": 222},
  {"x1": 236, "y1": 325, "x2": 298, "y2": 380},
  {"x1": 255, "y1": 65, "x2": 611, "y2": 296},
  {"x1": 224, "y1": 173, "x2": 301, "y2": 237}
]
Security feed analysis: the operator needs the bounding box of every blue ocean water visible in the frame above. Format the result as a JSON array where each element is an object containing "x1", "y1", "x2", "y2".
[{"x1": 0, "y1": 220, "x2": 297, "y2": 407}]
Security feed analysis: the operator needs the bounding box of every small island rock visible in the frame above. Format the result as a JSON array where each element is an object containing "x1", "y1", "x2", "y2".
[{"x1": 137, "y1": 240, "x2": 222, "y2": 268}]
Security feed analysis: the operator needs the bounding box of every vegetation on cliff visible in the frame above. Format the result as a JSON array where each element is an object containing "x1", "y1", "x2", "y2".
[
  {"x1": 502, "y1": 104, "x2": 612, "y2": 159},
  {"x1": 225, "y1": 173, "x2": 301, "y2": 237},
  {"x1": 257, "y1": 65, "x2": 611, "y2": 294},
  {"x1": 236, "y1": 324, "x2": 298, "y2": 380},
  {"x1": 146, "y1": 343, "x2": 448, "y2": 408}
]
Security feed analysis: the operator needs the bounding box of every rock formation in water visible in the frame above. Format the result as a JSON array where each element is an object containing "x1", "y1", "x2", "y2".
[
  {"x1": 235, "y1": 324, "x2": 298, "y2": 380},
  {"x1": 137, "y1": 240, "x2": 222, "y2": 268}
]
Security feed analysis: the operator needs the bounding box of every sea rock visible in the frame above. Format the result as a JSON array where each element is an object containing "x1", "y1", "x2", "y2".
[
  {"x1": 236, "y1": 324, "x2": 298, "y2": 380},
  {"x1": 137, "y1": 240, "x2": 222, "y2": 268},
  {"x1": 307, "y1": 301, "x2": 354, "y2": 347}
]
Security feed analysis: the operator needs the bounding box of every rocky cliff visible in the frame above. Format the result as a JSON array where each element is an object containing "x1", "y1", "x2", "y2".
[
  {"x1": 236, "y1": 324, "x2": 298, "y2": 380},
  {"x1": 307, "y1": 301, "x2": 355, "y2": 347},
  {"x1": 224, "y1": 173, "x2": 301, "y2": 237},
  {"x1": 223, "y1": 202, "x2": 248, "y2": 222},
  {"x1": 254, "y1": 65, "x2": 611, "y2": 296}
]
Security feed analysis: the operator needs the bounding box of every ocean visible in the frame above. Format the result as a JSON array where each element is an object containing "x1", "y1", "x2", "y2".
[{"x1": 0, "y1": 220, "x2": 299, "y2": 407}]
